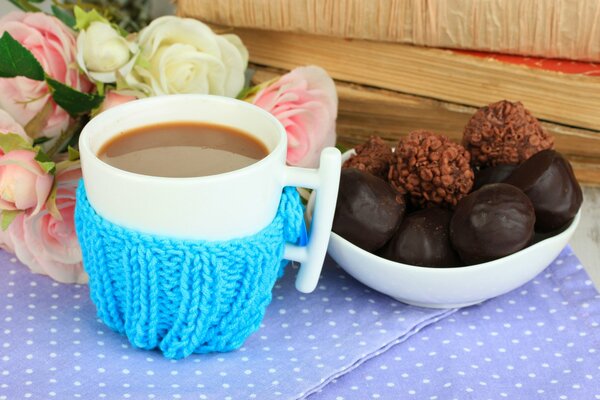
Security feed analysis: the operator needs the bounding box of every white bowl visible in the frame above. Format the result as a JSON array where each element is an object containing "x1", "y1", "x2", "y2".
[
  {"x1": 327, "y1": 213, "x2": 579, "y2": 309},
  {"x1": 310, "y1": 150, "x2": 581, "y2": 309}
]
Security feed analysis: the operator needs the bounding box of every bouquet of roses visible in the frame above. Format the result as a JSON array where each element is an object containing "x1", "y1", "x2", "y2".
[{"x1": 0, "y1": 2, "x2": 337, "y2": 283}]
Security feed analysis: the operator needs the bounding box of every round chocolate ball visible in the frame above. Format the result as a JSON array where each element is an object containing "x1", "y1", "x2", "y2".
[
  {"x1": 473, "y1": 164, "x2": 517, "y2": 191},
  {"x1": 450, "y1": 183, "x2": 535, "y2": 264},
  {"x1": 505, "y1": 150, "x2": 582, "y2": 232},
  {"x1": 463, "y1": 100, "x2": 554, "y2": 168},
  {"x1": 343, "y1": 136, "x2": 394, "y2": 180},
  {"x1": 333, "y1": 168, "x2": 406, "y2": 252},
  {"x1": 388, "y1": 130, "x2": 474, "y2": 209},
  {"x1": 380, "y1": 208, "x2": 461, "y2": 267}
]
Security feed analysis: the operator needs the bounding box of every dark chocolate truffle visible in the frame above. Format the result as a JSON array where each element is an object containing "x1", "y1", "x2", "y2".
[
  {"x1": 450, "y1": 183, "x2": 535, "y2": 264},
  {"x1": 505, "y1": 150, "x2": 582, "y2": 232},
  {"x1": 343, "y1": 136, "x2": 393, "y2": 180},
  {"x1": 388, "y1": 130, "x2": 474, "y2": 209},
  {"x1": 473, "y1": 164, "x2": 517, "y2": 191},
  {"x1": 333, "y1": 168, "x2": 406, "y2": 252},
  {"x1": 463, "y1": 100, "x2": 554, "y2": 168},
  {"x1": 380, "y1": 208, "x2": 461, "y2": 267}
]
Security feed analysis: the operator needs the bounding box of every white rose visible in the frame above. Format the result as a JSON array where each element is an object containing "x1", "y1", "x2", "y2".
[
  {"x1": 76, "y1": 21, "x2": 138, "y2": 83},
  {"x1": 121, "y1": 16, "x2": 248, "y2": 97}
]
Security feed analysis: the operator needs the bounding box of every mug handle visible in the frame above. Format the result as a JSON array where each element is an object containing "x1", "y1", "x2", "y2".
[{"x1": 282, "y1": 147, "x2": 341, "y2": 293}]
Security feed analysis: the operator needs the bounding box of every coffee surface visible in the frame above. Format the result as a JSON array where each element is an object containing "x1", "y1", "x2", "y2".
[{"x1": 98, "y1": 122, "x2": 269, "y2": 177}]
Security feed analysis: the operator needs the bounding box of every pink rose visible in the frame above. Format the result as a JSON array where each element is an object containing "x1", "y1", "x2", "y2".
[
  {"x1": 0, "y1": 109, "x2": 30, "y2": 143},
  {"x1": 253, "y1": 66, "x2": 338, "y2": 167},
  {"x1": 0, "y1": 109, "x2": 29, "y2": 253},
  {"x1": 9, "y1": 164, "x2": 86, "y2": 284},
  {"x1": 0, "y1": 12, "x2": 93, "y2": 139},
  {"x1": 98, "y1": 91, "x2": 137, "y2": 113},
  {"x1": 0, "y1": 149, "x2": 53, "y2": 215}
]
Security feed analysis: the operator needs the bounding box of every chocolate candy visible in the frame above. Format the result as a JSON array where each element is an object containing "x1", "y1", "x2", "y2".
[
  {"x1": 463, "y1": 100, "x2": 554, "y2": 168},
  {"x1": 505, "y1": 150, "x2": 582, "y2": 232},
  {"x1": 532, "y1": 223, "x2": 571, "y2": 245},
  {"x1": 473, "y1": 164, "x2": 517, "y2": 191},
  {"x1": 343, "y1": 136, "x2": 394, "y2": 180},
  {"x1": 388, "y1": 130, "x2": 474, "y2": 209},
  {"x1": 450, "y1": 183, "x2": 535, "y2": 264},
  {"x1": 333, "y1": 168, "x2": 406, "y2": 252},
  {"x1": 380, "y1": 208, "x2": 461, "y2": 267}
]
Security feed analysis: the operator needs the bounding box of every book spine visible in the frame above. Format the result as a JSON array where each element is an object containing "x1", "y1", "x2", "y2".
[
  {"x1": 178, "y1": 0, "x2": 600, "y2": 62},
  {"x1": 234, "y1": 28, "x2": 600, "y2": 132}
]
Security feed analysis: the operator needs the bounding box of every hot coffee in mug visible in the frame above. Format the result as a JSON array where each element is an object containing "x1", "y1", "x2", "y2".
[
  {"x1": 79, "y1": 94, "x2": 341, "y2": 293},
  {"x1": 98, "y1": 122, "x2": 269, "y2": 178}
]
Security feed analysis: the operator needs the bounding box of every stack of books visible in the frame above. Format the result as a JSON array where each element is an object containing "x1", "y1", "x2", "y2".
[{"x1": 178, "y1": 0, "x2": 600, "y2": 184}]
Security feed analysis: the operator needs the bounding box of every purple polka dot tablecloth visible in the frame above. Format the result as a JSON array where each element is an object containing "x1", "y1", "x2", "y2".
[
  {"x1": 311, "y1": 247, "x2": 600, "y2": 400},
  {"x1": 0, "y1": 250, "x2": 452, "y2": 400},
  {"x1": 1, "y1": 248, "x2": 599, "y2": 399}
]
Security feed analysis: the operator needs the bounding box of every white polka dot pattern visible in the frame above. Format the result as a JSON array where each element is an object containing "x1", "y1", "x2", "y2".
[
  {"x1": 0, "y1": 252, "x2": 452, "y2": 399},
  {"x1": 312, "y1": 248, "x2": 600, "y2": 400}
]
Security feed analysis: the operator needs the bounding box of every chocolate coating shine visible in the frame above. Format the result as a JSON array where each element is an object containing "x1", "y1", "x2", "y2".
[
  {"x1": 380, "y1": 208, "x2": 461, "y2": 267},
  {"x1": 473, "y1": 164, "x2": 517, "y2": 191},
  {"x1": 505, "y1": 150, "x2": 582, "y2": 232},
  {"x1": 450, "y1": 183, "x2": 535, "y2": 265},
  {"x1": 333, "y1": 168, "x2": 406, "y2": 252}
]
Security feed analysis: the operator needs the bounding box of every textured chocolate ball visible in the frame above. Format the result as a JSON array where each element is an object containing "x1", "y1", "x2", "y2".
[
  {"x1": 505, "y1": 150, "x2": 582, "y2": 232},
  {"x1": 473, "y1": 164, "x2": 517, "y2": 191},
  {"x1": 333, "y1": 168, "x2": 406, "y2": 252},
  {"x1": 463, "y1": 100, "x2": 554, "y2": 168},
  {"x1": 450, "y1": 183, "x2": 535, "y2": 264},
  {"x1": 388, "y1": 130, "x2": 474, "y2": 209},
  {"x1": 380, "y1": 208, "x2": 461, "y2": 267},
  {"x1": 343, "y1": 136, "x2": 394, "y2": 180}
]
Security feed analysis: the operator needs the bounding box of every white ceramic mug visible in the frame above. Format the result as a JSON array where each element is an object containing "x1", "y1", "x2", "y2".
[{"x1": 79, "y1": 94, "x2": 341, "y2": 293}]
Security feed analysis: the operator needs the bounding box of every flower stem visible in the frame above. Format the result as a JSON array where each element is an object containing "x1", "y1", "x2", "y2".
[{"x1": 45, "y1": 117, "x2": 87, "y2": 158}]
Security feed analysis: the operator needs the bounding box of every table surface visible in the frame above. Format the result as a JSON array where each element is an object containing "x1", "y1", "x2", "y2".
[{"x1": 569, "y1": 186, "x2": 600, "y2": 289}]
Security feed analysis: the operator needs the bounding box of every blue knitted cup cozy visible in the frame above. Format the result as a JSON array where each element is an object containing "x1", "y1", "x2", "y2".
[{"x1": 74, "y1": 182, "x2": 304, "y2": 359}]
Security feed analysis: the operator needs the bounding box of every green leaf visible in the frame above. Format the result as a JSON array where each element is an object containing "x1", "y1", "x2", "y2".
[
  {"x1": 51, "y1": 5, "x2": 76, "y2": 29},
  {"x1": 96, "y1": 81, "x2": 105, "y2": 96},
  {"x1": 7, "y1": 0, "x2": 27, "y2": 11},
  {"x1": 335, "y1": 143, "x2": 350, "y2": 154},
  {"x1": 67, "y1": 146, "x2": 80, "y2": 161},
  {"x1": 0, "y1": 32, "x2": 45, "y2": 81},
  {"x1": 1, "y1": 210, "x2": 21, "y2": 231},
  {"x1": 237, "y1": 76, "x2": 280, "y2": 101},
  {"x1": 7, "y1": 0, "x2": 41, "y2": 12},
  {"x1": 236, "y1": 86, "x2": 258, "y2": 100},
  {"x1": 74, "y1": 6, "x2": 110, "y2": 31},
  {"x1": 46, "y1": 77, "x2": 104, "y2": 117},
  {"x1": 33, "y1": 137, "x2": 51, "y2": 146},
  {"x1": 34, "y1": 149, "x2": 56, "y2": 175},
  {"x1": 0, "y1": 133, "x2": 34, "y2": 154},
  {"x1": 44, "y1": 117, "x2": 86, "y2": 158},
  {"x1": 36, "y1": 160, "x2": 56, "y2": 174}
]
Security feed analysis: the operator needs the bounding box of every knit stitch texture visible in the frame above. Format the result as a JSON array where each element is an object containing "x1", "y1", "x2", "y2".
[{"x1": 75, "y1": 182, "x2": 304, "y2": 359}]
